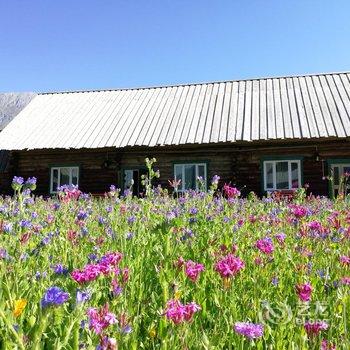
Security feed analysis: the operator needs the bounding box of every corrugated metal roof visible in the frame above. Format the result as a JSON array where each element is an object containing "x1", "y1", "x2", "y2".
[
  {"x1": 0, "y1": 72, "x2": 350, "y2": 150},
  {"x1": 0, "y1": 92, "x2": 36, "y2": 130}
]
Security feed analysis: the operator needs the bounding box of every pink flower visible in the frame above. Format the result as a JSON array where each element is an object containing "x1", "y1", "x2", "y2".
[
  {"x1": 215, "y1": 254, "x2": 245, "y2": 278},
  {"x1": 291, "y1": 205, "x2": 307, "y2": 218},
  {"x1": 308, "y1": 221, "x2": 322, "y2": 231},
  {"x1": 296, "y1": 283, "x2": 312, "y2": 302},
  {"x1": 340, "y1": 255, "x2": 350, "y2": 266},
  {"x1": 341, "y1": 276, "x2": 350, "y2": 285},
  {"x1": 223, "y1": 184, "x2": 241, "y2": 198},
  {"x1": 72, "y1": 252, "x2": 123, "y2": 284},
  {"x1": 185, "y1": 260, "x2": 205, "y2": 282},
  {"x1": 256, "y1": 238, "x2": 274, "y2": 255},
  {"x1": 87, "y1": 304, "x2": 117, "y2": 334},
  {"x1": 164, "y1": 299, "x2": 200, "y2": 324},
  {"x1": 183, "y1": 302, "x2": 201, "y2": 321},
  {"x1": 304, "y1": 320, "x2": 328, "y2": 337},
  {"x1": 175, "y1": 256, "x2": 185, "y2": 269},
  {"x1": 321, "y1": 339, "x2": 336, "y2": 350}
]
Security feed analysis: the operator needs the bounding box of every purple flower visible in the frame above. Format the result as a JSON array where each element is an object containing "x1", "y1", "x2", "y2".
[
  {"x1": 41, "y1": 286, "x2": 69, "y2": 308},
  {"x1": 271, "y1": 277, "x2": 279, "y2": 286},
  {"x1": 12, "y1": 176, "x2": 24, "y2": 190},
  {"x1": 25, "y1": 177, "x2": 37, "y2": 190},
  {"x1": 126, "y1": 232, "x2": 134, "y2": 240},
  {"x1": 25, "y1": 177, "x2": 37, "y2": 186},
  {"x1": 189, "y1": 207, "x2": 198, "y2": 215},
  {"x1": 77, "y1": 210, "x2": 88, "y2": 221},
  {"x1": 127, "y1": 216, "x2": 136, "y2": 225},
  {"x1": 3, "y1": 223, "x2": 13, "y2": 233},
  {"x1": 19, "y1": 219, "x2": 32, "y2": 228},
  {"x1": 234, "y1": 322, "x2": 264, "y2": 339},
  {"x1": 52, "y1": 264, "x2": 69, "y2": 275},
  {"x1": 76, "y1": 290, "x2": 91, "y2": 304},
  {"x1": 98, "y1": 216, "x2": 107, "y2": 225},
  {"x1": 0, "y1": 248, "x2": 9, "y2": 260},
  {"x1": 211, "y1": 175, "x2": 220, "y2": 186},
  {"x1": 121, "y1": 325, "x2": 132, "y2": 334}
]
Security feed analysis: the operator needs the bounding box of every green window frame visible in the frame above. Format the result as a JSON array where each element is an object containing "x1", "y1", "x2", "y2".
[
  {"x1": 173, "y1": 162, "x2": 208, "y2": 192},
  {"x1": 326, "y1": 159, "x2": 350, "y2": 197}
]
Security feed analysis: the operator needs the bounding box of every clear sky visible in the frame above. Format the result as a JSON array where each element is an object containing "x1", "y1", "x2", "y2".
[{"x1": 1, "y1": 0, "x2": 349, "y2": 92}]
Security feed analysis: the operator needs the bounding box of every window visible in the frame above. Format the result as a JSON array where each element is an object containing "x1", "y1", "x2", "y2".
[
  {"x1": 329, "y1": 162, "x2": 350, "y2": 196},
  {"x1": 174, "y1": 163, "x2": 207, "y2": 191},
  {"x1": 123, "y1": 168, "x2": 147, "y2": 196},
  {"x1": 263, "y1": 160, "x2": 301, "y2": 191},
  {"x1": 50, "y1": 166, "x2": 79, "y2": 193}
]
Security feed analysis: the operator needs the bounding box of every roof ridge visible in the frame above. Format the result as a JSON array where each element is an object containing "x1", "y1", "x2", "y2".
[{"x1": 38, "y1": 70, "x2": 350, "y2": 95}]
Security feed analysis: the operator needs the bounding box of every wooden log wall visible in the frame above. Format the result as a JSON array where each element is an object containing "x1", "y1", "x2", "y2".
[{"x1": 5, "y1": 139, "x2": 350, "y2": 197}]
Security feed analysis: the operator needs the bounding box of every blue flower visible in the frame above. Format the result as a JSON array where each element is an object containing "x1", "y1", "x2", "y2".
[
  {"x1": 25, "y1": 177, "x2": 37, "y2": 186},
  {"x1": 52, "y1": 264, "x2": 69, "y2": 275},
  {"x1": 41, "y1": 286, "x2": 69, "y2": 308},
  {"x1": 121, "y1": 325, "x2": 132, "y2": 334},
  {"x1": 76, "y1": 290, "x2": 91, "y2": 304},
  {"x1": 12, "y1": 176, "x2": 24, "y2": 190},
  {"x1": 3, "y1": 223, "x2": 13, "y2": 233}
]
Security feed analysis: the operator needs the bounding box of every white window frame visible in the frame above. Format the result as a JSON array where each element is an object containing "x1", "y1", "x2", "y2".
[
  {"x1": 330, "y1": 163, "x2": 350, "y2": 191},
  {"x1": 174, "y1": 163, "x2": 207, "y2": 192},
  {"x1": 263, "y1": 160, "x2": 301, "y2": 191},
  {"x1": 50, "y1": 166, "x2": 79, "y2": 193}
]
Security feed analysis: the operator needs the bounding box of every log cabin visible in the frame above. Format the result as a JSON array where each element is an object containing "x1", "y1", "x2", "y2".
[{"x1": 0, "y1": 72, "x2": 349, "y2": 197}]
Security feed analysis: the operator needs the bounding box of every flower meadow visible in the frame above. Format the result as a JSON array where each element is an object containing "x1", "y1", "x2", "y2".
[{"x1": 1, "y1": 163, "x2": 350, "y2": 349}]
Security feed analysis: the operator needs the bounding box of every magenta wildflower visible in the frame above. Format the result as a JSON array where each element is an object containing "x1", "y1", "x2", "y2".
[
  {"x1": 234, "y1": 322, "x2": 264, "y2": 339},
  {"x1": 87, "y1": 304, "x2": 118, "y2": 334},
  {"x1": 185, "y1": 260, "x2": 205, "y2": 282},
  {"x1": 256, "y1": 238, "x2": 274, "y2": 255},
  {"x1": 215, "y1": 254, "x2": 245, "y2": 278},
  {"x1": 321, "y1": 339, "x2": 336, "y2": 350},
  {"x1": 291, "y1": 205, "x2": 307, "y2": 218},
  {"x1": 223, "y1": 184, "x2": 241, "y2": 198},
  {"x1": 72, "y1": 252, "x2": 122, "y2": 284},
  {"x1": 296, "y1": 283, "x2": 312, "y2": 302},
  {"x1": 164, "y1": 299, "x2": 200, "y2": 324},
  {"x1": 341, "y1": 276, "x2": 350, "y2": 285},
  {"x1": 308, "y1": 221, "x2": 322, "y2": 231},
  {"x1": 340, "y1": 255, "x2": 350, "y2": 266},
  {"x1": 304, "y1": 320, "x2": 328, "y2": 337}
]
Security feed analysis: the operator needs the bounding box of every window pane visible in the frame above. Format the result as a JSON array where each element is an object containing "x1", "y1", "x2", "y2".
[
  {"x1": 184, "y1": 164, "x2": 196, "y2": 190},
  {"x1": 276, "y1": 162, "x2": 289, "y2": 189},
  {"x1": 291, "y1": 162, "x2": 299, "y2": 188},
  {"x1": 60, "y1": 168, "x2": 70, "y2": 186},
  {"x1": 175, "y1": 165, "x2": 183, "y2": 182},
  {"x1": 333, "y1": 166, "x2": 339, "y2": 186},
  {"x1": 265, "y1": 162, "x2": 273, "y2": 189},
  {"x1": 344, "y1": 166, "x2": 350, "y2": 189},
  {"x1": 124, "y1": 170, "x2": 134, "y2": 188},
  {"x1": 342, "y1": 166, "x2": 350, "y2": 176},
  {"x1": 52, "y1": 169, "x2": 58, "y2": 192},
  {"x1": 197, "y1": 165, "x2": 205, "y2": 180},
  {"x1": 71, "y1": 168, "x2": 78, "y2": 185}
]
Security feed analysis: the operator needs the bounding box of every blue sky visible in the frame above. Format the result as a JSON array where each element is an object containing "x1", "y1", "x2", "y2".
[{"x1": 0, "y1": 0, "x2": 349, "y2": 92}]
